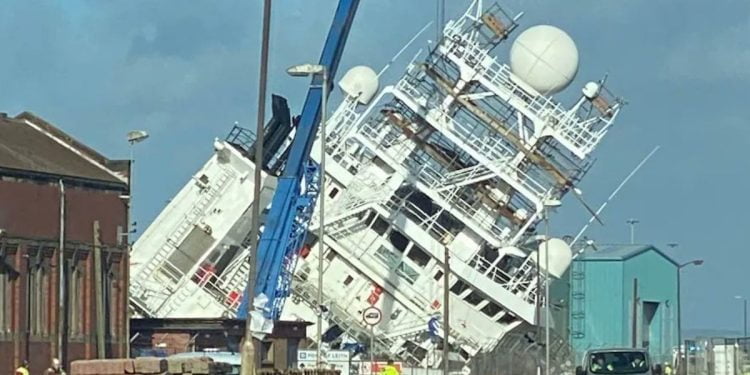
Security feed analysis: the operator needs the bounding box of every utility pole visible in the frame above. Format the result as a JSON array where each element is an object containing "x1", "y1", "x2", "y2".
[
  {"x1": 443, "y1": 245, "x2": 450, "y2": 375},
  {"x1": 632, "y1": 278, "x2": 638, "y2": 348},
  {"x1": 241, "y1": 1, "x2": 271, "y2": 375},
  {"x1": 626, "y1": 218, "x2": 639, "y2": 244}
]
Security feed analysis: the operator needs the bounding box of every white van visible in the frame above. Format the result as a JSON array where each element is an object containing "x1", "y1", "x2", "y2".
[{"x1": 576, "y1": 348, "x2": 662, "y2": 375}]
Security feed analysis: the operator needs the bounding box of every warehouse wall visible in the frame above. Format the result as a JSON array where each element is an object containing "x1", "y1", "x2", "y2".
[
  {"x1": 0, "y1": 177, "x2": 129, "y2": 375},
  {"x1": 569, "y1": 246, "x2": 679, "y2": 366}
]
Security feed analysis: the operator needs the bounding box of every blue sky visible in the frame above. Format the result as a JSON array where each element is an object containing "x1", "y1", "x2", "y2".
[{"x1": 1, "y1": 0, "x2": 748, "y2": 331}]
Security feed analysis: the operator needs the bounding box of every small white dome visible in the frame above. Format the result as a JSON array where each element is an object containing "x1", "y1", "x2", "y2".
[
  {"x1": 582, "y1": 81, "x2": 601, "y2": 99},
  {"x1": 339, "y1": 65, "x2": 379, "y2": 105},
  {"x1": 510, "y1": 25, "x2": 579, "y2": 95},
  {"x1": 530, "y1": 238, "x2": 573, "y2": 278}
]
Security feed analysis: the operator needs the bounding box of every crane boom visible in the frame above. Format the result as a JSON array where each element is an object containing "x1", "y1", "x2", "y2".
[{"x1": 238, "y1": 0, "x2": 360, "y2": 320}]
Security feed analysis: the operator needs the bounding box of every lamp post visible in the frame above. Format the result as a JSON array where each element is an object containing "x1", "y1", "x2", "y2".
[
  {"x1": 735, "y1": 296, "x2": 748, "y2": 337},
  {"x1": 626, "y1": 218, "x2": 639, "y2": 244},
  {"x1": 241, "y1": 2, "x2": 271, "y2": 375},
  {"x1": 677, "y1": 259, "x2": 703, "y2": 375},
  {"x1": 126, "y1": 130, "x2": 149, "y2": 242},
  {"x1": 287, "y1": 63, "x2": 329, "y2": 369},
  {"x1": 540, "y1": 198, "x2": 561, "y2": 375}
]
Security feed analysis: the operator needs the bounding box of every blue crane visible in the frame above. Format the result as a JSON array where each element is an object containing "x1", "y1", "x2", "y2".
[{"x1": 238, "y1": 0, "x2": 360, "y2": 320}]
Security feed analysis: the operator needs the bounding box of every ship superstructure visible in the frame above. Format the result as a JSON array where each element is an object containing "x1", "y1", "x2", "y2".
[{"x1": 129, "y1": 0, "x2": 624, "y2": 367}]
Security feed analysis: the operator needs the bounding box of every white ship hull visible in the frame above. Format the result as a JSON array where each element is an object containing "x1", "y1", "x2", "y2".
[{"x1": 129, "y1": 0, "x2": 623, "y2": 367}]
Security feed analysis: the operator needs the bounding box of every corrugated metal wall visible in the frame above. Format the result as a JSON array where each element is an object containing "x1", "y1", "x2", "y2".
[{"x1": 570, "y1": 247, "x2": 679, "y2": 366}]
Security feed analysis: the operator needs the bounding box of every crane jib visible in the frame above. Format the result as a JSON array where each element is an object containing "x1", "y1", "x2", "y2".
[{"x1": 238, "y1": 0, "x2": 361, "y2": 320}]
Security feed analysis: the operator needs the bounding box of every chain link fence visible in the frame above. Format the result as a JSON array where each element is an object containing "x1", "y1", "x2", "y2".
[{"x1": 684, "y1": 338, "x2": 750, "y2": 375}]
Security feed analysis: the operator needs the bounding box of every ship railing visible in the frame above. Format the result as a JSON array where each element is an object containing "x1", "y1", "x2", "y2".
[
  {"x1": 395, "y1": 78, "x2": 548, "y2": 202},
  {"x1": 439, "y1": 30, "x2": 607, "y2": 158},
  {"x1": 327, "y1": 96, "x2": 360, "y2": 143},
  {"x1": 384, "y1": 194, "x2": 453, "y2": 245},
  {"x1": 134, "y1": 166, "x2": 235, "y2": 285},
  {"x1": 358, "y1": 117, "x2": 421, "y2": 167},
  {"x1": 469, "y1": 253, "x2": 543, "y2": 305},
  {"x1": 478, "y1": 56, "x2": 605, "y2": 157},
  {"x1": 414, "y1": 164, "x2": 510, "y2": 242}
]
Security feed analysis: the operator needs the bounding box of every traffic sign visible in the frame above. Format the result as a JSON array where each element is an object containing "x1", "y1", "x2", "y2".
[{"x1": 362, "y1": 306, "x2": 382, "y2": 326}]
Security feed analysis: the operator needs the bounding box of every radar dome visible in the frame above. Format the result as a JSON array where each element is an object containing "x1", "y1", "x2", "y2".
[
  {"x1": 339, "y1": 65, "x2": 379, "y2": 105},
  {"x1": 509, "y1": 25, "x2": 579, "y2": 95},
  {"x1": 530, "y1": 238, "x2": 573, "y2": 278}
]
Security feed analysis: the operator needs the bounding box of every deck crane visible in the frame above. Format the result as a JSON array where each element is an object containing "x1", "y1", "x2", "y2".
[{"x1": 238, "y1": 0, "x2": 360, "y2": 321}]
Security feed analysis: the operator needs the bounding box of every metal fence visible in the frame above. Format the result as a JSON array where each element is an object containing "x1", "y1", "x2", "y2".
[{"x1": 684, "y1": 338, "x2": 750, "y2": 375}]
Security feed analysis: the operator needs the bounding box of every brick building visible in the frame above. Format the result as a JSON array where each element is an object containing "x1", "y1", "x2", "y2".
[{"x1": 0, "y1": 112, "x2": 130, "y2": 375}]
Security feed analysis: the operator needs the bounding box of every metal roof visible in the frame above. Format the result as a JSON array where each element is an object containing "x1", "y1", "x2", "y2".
[
  {"x1": 0, "y1": 112, "x2": 127, "y2": 185},
  {"x1": 576, "y1": 244, "x2": 679, "y2": 266}
]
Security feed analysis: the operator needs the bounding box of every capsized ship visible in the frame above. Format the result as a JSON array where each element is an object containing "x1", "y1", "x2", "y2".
[{"x1": 129, "y1": 0, "x2": 623, "y2": 367}]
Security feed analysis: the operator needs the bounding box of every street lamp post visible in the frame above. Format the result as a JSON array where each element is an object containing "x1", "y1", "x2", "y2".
[
  {"x1": 126, "y1": 130, "x2": 149, "y2": 242},
  {"x1": 287, "y1": 63, "x2": 329, "y2": 369},
  {"x1": 542, "y1": 198, "x2": 561, "y2": 375},
  {"x1": 677, "y1": 259, "x2": 703, "y2": 375},
  {"x1": 241, "y1": 2, "x2": 272, "y2": 375},
  {"x1": 626, "y1": 218, "x2": 639, "y2": 244},
  {"x1": 735, "y1": 296, "x2": 748, "y2": 337}
]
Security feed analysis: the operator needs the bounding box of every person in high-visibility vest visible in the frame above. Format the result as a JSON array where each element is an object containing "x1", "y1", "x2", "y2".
[
  {"x1": 15, "y1": 360, "x2": 29, "y2": 375},
  {"x1": 380, "y1": 359, "x2": 399, "y2": 375}
]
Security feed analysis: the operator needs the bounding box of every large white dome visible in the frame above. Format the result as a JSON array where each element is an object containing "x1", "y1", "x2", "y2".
[
  {"x1": 530, "y1": 237, "x2": 573, "y2": 279},
  {"x1": 509, "y1": 25, "x2": 579, "y2": 95},
  {"x1": 338, "y1": 65, "x2": 379, "y2": 105}
]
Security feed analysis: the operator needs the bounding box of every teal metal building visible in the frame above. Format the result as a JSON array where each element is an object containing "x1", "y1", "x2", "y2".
[{"x1": 561, "y1": 245, "x2": 680, "y2": 365}]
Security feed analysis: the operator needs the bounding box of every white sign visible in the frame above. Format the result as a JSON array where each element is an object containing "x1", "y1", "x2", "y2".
[
  {"x1": 298, "y1": 350, "x2": 352, "y2": 375},
  {"x1": 362, "y1": 306, "x2": 382, "y2": 326}
]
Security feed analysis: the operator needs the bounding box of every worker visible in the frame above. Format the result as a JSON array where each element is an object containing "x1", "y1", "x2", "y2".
[
  {"x1": 380, "y1": 359, "x2": 399, "y2": 375},
  {"x1": 664, "y1": 363, "x2": 673, "y2": 375},
  {"x1": 15, "y1": 360, "x2": 29, "y2": 375},
  {"x1": 631, "y1": 357, "x2": 645, "y2": 369},
  {"x1": 45, "y1": 358, "x2": 66, "y2": 375},
  {"x1": 591, "y1": 356, "x2": 614, "y2": 372}
]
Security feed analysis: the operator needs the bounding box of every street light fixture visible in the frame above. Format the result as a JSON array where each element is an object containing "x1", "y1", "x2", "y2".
[
  {"x1": 287, "y1": 63, "x2": 328, "y2": 369},
  {"x1": 735, "y1": 296, "x2": 748, "y2": 337}
]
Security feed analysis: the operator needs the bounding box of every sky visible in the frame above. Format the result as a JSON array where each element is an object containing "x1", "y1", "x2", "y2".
[{"x1": 1, "y1": 0, "x2": 748, "y2": 332}]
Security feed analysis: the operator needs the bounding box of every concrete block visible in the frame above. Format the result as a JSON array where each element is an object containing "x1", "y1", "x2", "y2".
[
  {"x1": 166, "y1": 359, "x2": 184, "y2": 374},
  {"x1": 189, "y1": 358, "x2": 212, "y2": 375},
  {"x1": 71, "y1": 359, "x2": 135, "y2": 375},
  {"x1": 134, "y1": 357, "x2": 168, "y2": 374}
]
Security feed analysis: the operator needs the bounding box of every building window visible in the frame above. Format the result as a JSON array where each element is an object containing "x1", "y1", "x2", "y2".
[
  {"x1": 68, "y1": 256, "x2": 86, "y2": 337},
  {"x1": 464, "y1": 291, "x2": 484, "y2": 306},
  {"x1": 29, "y1": 257, "x2": 50, "y2": 336},
  {"x1": 0, "y1": 258, "x2": 18, "y2": 335},
  {"x1": 388, "y1": 230, "x2": 409, "y2": 252},
  {"x1": 328, "y1": 187, "x2": 340, "y2": 199},
  {"x1": 105, "y1": 260, "x2": 121, "y2": 338},
  {"x1": 406, "y1": 245, "x2": 430, "y2": 267},
  {"x1": 372, "y1": 216, "x2": 389, "y2": 236},
  {"x1": 450, "y1": 280, "x2": 469, "y2": 295}
]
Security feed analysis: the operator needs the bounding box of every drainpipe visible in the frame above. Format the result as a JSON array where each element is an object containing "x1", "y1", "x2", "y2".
[{"x1": 58, "y1": 180, "x2": 66, "y2": 366}]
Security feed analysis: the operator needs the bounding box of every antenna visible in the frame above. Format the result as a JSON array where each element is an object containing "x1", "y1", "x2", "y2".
[
  {"x1": 378, "y1": 21, "x2": 433, "y2": 78},
  {"x1": 571, "y1": 146, "x2": 660, "y2": 246}
]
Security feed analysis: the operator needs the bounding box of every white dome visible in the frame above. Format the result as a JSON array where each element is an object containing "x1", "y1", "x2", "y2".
[
  {"x1": 338, "y1": 65, "x2": 379, "y2": 105},
  {"x1": 530, "y1": 238, "x2": 573, "y2": 278},
  {"x1": 509, "y1": 25, "x2": 579, "y2": 95}
]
